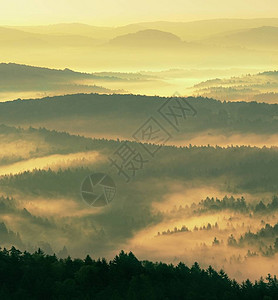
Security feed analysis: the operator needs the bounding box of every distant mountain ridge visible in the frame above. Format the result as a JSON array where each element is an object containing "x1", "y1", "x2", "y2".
[
  {"x1": 9, "y1": 18, "x2": 278, "y2": 41},
  {"x1": 2, "y1": 18, "x2": 278, "y2": 72},
  {"x1": 0, "y1": 26, "x2": 101, "y2": 47},
  {"x1": 204, "y1": 26, "x2": 278, "y2": 50}
]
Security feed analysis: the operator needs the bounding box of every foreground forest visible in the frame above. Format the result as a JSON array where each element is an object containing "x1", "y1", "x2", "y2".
[{"x1": 0, "y1": 247, "x2": 277, "y2": 300}]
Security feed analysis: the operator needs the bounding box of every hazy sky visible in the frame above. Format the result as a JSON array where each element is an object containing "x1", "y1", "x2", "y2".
[{"x1": 2, "y1": 0, "x2": 278, "y2": 26}]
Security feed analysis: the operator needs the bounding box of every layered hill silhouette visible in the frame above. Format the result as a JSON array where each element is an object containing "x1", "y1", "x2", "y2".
[
  {"x1": 5, "y1": 19, "x2": 278, "y2": 49},
  {"x1": 109, "y1": 29, "x2": 182, "y2": 47},
  {"x1": 0, "y1": 63, "x2": 126, "y2": 100},
  {"x1": 0, "y1": 26, "x2": 101, "y2": 47},
  {"x1": 2, "y1": 19, "x2": 278, "y2": 72},
  {"x1": 130, "y1": 18, "x2": 278, "y2": 40},
  {"x1": 10, "y1": 18, "x2": 278, "y2": 41},
  {"x1": 204, "y1": 26, "x2": 278, "y2": 50},
  {"x1": 192, "y1": 70, "x2": 278, "y2": 102},
  {"x1": 0, "y1": 93, "x2": 278, "y2": 143},
  {"x1": 0, "y1": 124, "x2": 114, "y2": 167}
]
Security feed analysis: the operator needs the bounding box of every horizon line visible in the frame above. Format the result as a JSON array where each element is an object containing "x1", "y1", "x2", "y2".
[{"x1": 3, "y1": 16, "x2": 278, "y2": 28}]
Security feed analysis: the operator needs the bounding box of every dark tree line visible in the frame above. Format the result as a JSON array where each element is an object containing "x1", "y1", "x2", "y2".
[
  {"x1": 0, "y1": 247, "x2": 277, "y2": 299},
  {"x1": 0, "y1": 93, "x2": 278, "y2": 133},
  {"x1": 167, "y1": 196, "x2": 278, "y2": 217}
]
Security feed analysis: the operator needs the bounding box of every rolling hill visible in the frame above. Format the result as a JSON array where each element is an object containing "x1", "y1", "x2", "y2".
[
  {"x1": 2, "y1": 20, "x2": 278, "y2": 74},
  {"x1": 10, "y1": 18, "x2": 278, "y2": 42},
  {"x1": 204, "y1": 26, "x2": 278, "y2": 50},
  {"x1": 192, "y1": 70, "x2": 278, "y2": 102},
  {"x1": 109, "y1": 29, "x2": 183, "y2": 47},
  {"x1": 0, "y1": 93, "x2": 277, "y2": 147},
  {"x1": 0, "y1": 63, "x2": 127, "y2": 101},
  {"x1": 0, "y1": 26, "x2": 101, "y2": 47}
]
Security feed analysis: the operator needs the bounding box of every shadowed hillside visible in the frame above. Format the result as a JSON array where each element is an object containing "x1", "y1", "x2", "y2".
[
  {"x1": 0, "y1": 93, "x2": 277, "y2": 146},
  {"x1": 0, "y1": 63, "x2": 126, "y2": 101}
]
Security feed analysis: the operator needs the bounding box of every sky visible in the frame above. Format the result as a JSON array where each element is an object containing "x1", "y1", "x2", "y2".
[{"x1": 1, "y1": 0, "x2": 278, "y2": 26}]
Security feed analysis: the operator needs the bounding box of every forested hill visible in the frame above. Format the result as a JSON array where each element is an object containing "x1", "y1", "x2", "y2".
[
  {"x1": 0, "y1": 124, "x2": 118, "y2": 166},
  {"x1": 0, "y1": 247, "x2": 277, "y2": 299},
  {"x1": 0, "y1": 93, "x2": 277, "y2": 137}
]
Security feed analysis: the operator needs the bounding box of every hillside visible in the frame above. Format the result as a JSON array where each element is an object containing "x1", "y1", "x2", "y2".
[
  {"x1": 1, "y1": 20, "x2": 276, "y2": 73},
  {"x1": 204, "y1": 26, "x2": 278, "y2": 50},
  {"x1": 109, "y1": 29, "x2": 183, "y2": 47},
  {"x1": 11, "y1": 18, "x2": 278, "y2": 41},
  {"x1": 0, "y1": 93, "x2": 277, "y2": 146},
  {"x1": 0, "y1": 27, "x2": 45, "y2": 46},
  {"x1": 192, "y1": 70, "x2": 278, "y2": 102},
  {"x1": 134, "y1": 18, "x2": 278, "y2": 40},
  {"x1": 0, "y1": 63, "x2": 125, "y2": 101},
  {"x1": 0, "y1": 26, "x2": 101, "y2": 47},
  {"x1": 0, "y1": 124, "x2": 116, "y2": 168}
]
